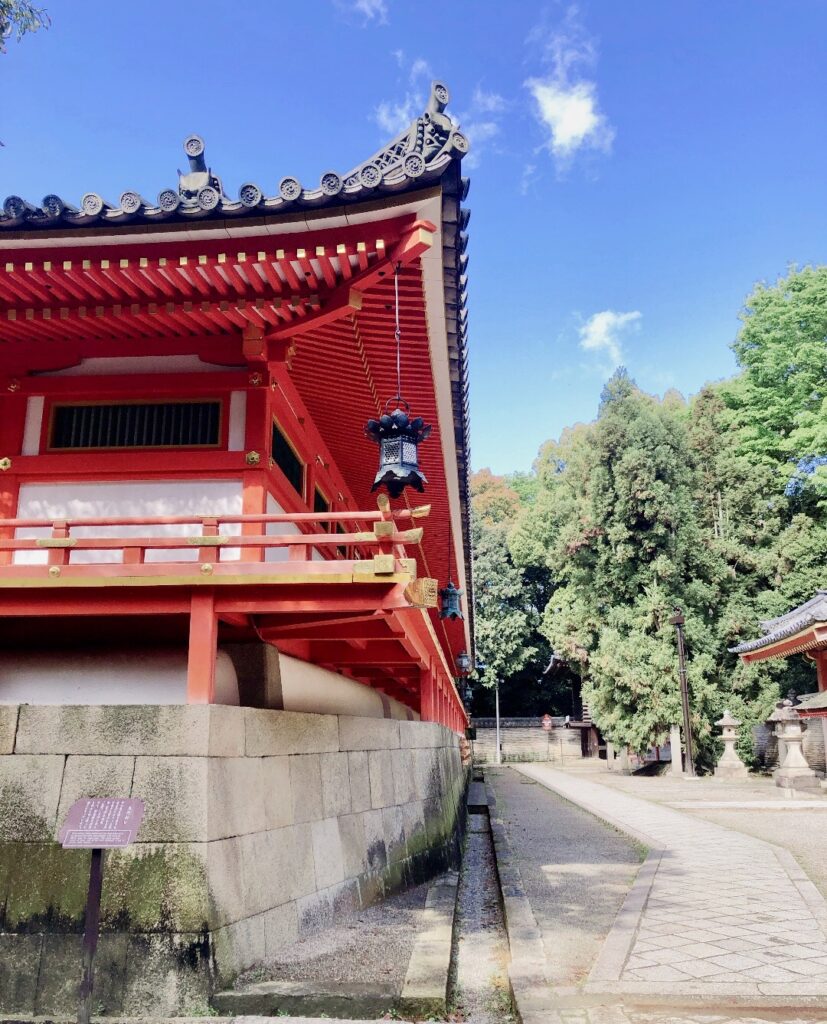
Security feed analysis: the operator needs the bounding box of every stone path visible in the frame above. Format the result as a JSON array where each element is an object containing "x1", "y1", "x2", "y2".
[{"x1": 517, "y1": 764, "x2": 827, "y2": 1002}]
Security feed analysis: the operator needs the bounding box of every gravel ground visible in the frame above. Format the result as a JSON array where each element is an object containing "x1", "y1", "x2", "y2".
[
  {"x1": 486, "y1": 766, "x2": 644, "y2": 987},
  {"x1": 451, "y1": 814, "x2": 513, "y2": 1024},
  {"x1": 235, "y1": 882, "x2": 429, "y2": 987}
]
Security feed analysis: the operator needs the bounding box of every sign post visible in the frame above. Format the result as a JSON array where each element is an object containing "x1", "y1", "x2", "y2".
[
  {"x1": 541, "y1": 714, "x2": 552, "y2": 761},
  {"x1": 59, "y1": 798, "x2": 145, "y2": 1024}
]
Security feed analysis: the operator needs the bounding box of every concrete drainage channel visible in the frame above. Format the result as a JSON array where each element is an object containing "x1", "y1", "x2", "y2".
[{"x1": 212, "y1": 768, "x2": 513, "y2": 1022}]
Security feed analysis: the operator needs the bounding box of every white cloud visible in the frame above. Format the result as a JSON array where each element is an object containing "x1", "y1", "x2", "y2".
[
  {"x1": 350, "y1": 0, "x2": 388, "y2": 23},
  {"x1": 409, "y1": 57, "x2": 432, "y2": 84},
  {"x1": 374, "y1": 95, "x2": 420, "y2": 135},
  {"x1": 525, "y1": 5, "x2": 614, "y2": 171},
  {"x1": 578, "y1": 310, "x2": 641, "y2": 367},
  {"x1": 455, "y1": 87, "x2": 508, "y2": 169}
]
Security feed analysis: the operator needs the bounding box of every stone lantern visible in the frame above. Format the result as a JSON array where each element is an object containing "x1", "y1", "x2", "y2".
[
  {"x1": 714, "y1": 709, "x2": 748, "y2": 779},
  {"x1": 774, "y1": 701, "x2": 820, "y2": 791}
]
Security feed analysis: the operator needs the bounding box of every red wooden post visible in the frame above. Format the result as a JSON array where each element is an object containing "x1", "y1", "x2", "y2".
[{"x1": 186, "y1": 590, "x2": 217, "y2": 704}]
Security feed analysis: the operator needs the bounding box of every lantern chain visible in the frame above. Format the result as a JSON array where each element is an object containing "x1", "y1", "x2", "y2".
[{"x1": 394, "y1": 262, "x2": 402, "y2": 402}]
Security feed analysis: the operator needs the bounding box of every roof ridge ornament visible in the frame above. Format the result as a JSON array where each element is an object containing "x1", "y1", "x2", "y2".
[
  {"x1": 0, "y1": 81, "x2": 469, "y2": 228},
  {"x1": 176, "y1": 134, "x2": 226, "y2": 211}
]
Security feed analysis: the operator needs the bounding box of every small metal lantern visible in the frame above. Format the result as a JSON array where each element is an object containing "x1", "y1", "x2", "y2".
[
  {"x1": 439, "y1": 579, "x2": 464, "y2": 620},
  {"x1": 456, "y1": 650, "x2": 472, "y2": 674},
  {"x1": 365, "y1": 400, "x2": 431, "y2": 499}
]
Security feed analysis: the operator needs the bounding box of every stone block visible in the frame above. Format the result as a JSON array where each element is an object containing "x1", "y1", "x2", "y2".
[
  {"x1": 213, "y1": 911, "x2": 266, "y2": 982},
  {"x1": 348, "y1": 750, "x2": 372, "y2": 812},
  {"x1": 338, "y1": 715, "x2": 400, "y2": 751},
  {"x1": 0, "y1": 705, "x2": 18, "y2": 754},
  {"x1": 338, "y1": 811, "x2": 367, "y2": 879},
  {"x1": 102, "y1": 842, "x2": 211, "y2": 933},
  {"x1": 0, "y1": 754, "x2": 64, "y2": 841},
  {"x1": 382, "y1": 804, "x2": 407, "y2": 863},
  {"x1": 206, "y1": 836, "x2": 247, "y2": 927},
  {"x1": 264, "y1": 900, "x2": 299, "y2": 956},
  {"x1": 122, "y1": 932, "x2": 213, "y2": 1016},
  {"x1": 401, "y1": 799, "x2": 427, "y2": 856},
  {"x1": 56, "y1": 754, "x2": 136, "y2": 827},
  {"x1": 35, "y1": 933, "x2": 127, "y2": 1016},
  {"x1": 261, "y1": 755, "x2": 293, "y2": 829},
  {"x1": 289, "y1": 822, "x2": 317, "y2": 898},
  {"x1": 412, "y1": 747, "x2": 442, "y2": 803},
  {"x1": 398, "y1": 719, "x2": 443, "y2": 749},
  {"x1": 391, "y1": 747, "x2": 416, "y2": 804},
  {"x1": 1, "y1": 842, "x2": 89, "y2": 930},
  {"x1": 368, "y1": 748, "x2": 395, "y2": 808},
  {"x1": 361, "y1": 808, "x2": 387, "y2": 872},
  {"x1": 238, "y1": 828, "x2": 309, "y2": 919},
  {"x1": 245, "y1": 708, "x2": 339, "y2": 756},
  {"x1": 296, "y1": 878, "x2": 360, "y2": 935},
  {"x1": 205, "y1": 757, "x2": 263, "y2": 839},
  {"x1": 289, "y1": 753, "x2": 323, "y2": 823},
  {"x1": 0, "y1": 934, "x2": 41, "y2": 1014},
  {"x1": 15, "y1": 704, "x2": 244, "y2": 757},
  {"x1": 319, "y1": 751, "x2": 352, "y2": 817},
  {"x1": 311, "y1": 817, "x2": 345, "y2": 889},
  {"x1": 130, "y1": 756, "x2": 209, "y2": 842}
]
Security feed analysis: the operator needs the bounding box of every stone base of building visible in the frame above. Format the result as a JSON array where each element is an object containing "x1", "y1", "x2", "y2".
[
  {"x1": 0, "y1": 704, "x2": 466, "y2": 1017},
  {"x1": 774, "y1": 768, "x2": 823, "y2": 791}
]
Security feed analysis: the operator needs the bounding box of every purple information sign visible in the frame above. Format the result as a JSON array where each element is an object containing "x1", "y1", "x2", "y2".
[{"x1": 59, "y1": 798, "x2": 145, "y2": 849}]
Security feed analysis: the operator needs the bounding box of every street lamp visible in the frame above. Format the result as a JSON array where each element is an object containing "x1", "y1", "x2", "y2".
[{"x1": 668, "y1": 606, "x2": 696, "y2": 777}]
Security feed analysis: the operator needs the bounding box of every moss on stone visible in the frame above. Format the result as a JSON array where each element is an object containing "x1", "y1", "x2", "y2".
[{"x1": 0, "y1": 843, "x2": 90, "y2": 931}]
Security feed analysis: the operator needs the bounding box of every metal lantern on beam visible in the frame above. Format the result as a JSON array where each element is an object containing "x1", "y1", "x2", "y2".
[
  {"x1": 364, "y1": 263, "x2": 431, "y2": 499},
  {"x1": 365, "y1": 401, "x2": 431, "y2": 498},
  {"x1": 456, "y1": 650, "x2": 472, "y2": 674},
  {"x1": 439, "y1": 578, "x2": 464, "y2": 620}
]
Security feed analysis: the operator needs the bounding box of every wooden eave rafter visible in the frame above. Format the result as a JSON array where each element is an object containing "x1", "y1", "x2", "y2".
[{"x1": 0, "y1": 219, "x2": 433, "y2": 345}]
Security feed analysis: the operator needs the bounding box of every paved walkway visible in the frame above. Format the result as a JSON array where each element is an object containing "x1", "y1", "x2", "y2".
[{"x1": 517, "y1": 764, "x2": 827, "y2": 1003}]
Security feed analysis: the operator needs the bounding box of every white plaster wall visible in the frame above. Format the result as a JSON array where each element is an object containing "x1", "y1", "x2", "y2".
[
  {"x1": 0, "y1": 648, "x2": 239, "y2": 705},
  {"x1": 265, "y1": 493, "x2": 300, "y2": 563},
  {"x1": 15, "y1": 480, "x2": 243, "y2": 564},
  {"x1": 279, "y1": 653, "x2": 418, "y2": 721}
]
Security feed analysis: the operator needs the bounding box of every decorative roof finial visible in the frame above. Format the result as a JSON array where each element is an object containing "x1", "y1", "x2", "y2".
[{"x1": 177, "y1": 135, "x2": 225, "y2": 210}]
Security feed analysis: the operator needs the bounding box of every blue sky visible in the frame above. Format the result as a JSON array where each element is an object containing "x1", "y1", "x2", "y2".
[{"x1": 2, "y1": 0, "x2": 826, "y2": 474}]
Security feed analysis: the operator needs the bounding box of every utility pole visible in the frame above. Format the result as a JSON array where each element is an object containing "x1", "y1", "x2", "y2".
[
  {"x1": 669, "y1": 606, "x2": 695, "y2": 777},
  {"x1": 495, "y1": 678, "x2": 501, "y2": 765}
]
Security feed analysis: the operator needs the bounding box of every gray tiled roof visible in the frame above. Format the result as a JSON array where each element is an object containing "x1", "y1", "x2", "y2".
[
  {"x1": 729, "y1": 590, "x2": 827, "y2": 654},
  {"x1": 0, "y1": 81, "x2": 468, "y2": 231}
]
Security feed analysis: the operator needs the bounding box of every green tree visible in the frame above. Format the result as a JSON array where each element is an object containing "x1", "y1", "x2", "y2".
[{"x1": 0, "y1": 1, "x2": 49, "y2": 52}]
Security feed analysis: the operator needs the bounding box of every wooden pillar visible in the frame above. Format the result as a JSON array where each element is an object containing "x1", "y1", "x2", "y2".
[
  {"x1": 0, "y1": 392, "x2": 26, "y2": 567},
  {"x1": 186, "y1": 590, "x2": 217, "y2": 704},
  {"x1": 815, "y1": 651, "x2": 827, "y2": 693}
]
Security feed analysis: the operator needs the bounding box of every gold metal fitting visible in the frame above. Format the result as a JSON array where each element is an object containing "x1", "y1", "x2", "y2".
[
  {"x1": 0, "y1": 458, "x2": 11, "y2": 472},
  {"x1": 48, "y1": 565, "x2": 61, "y2": 578},
  {"x1": 7, "y1": 380, "x2": 20, "y2": 393},
  {"x1": 249, "y1": 372, "x2": 263, "y2": 387},
  {"x1": 200, "y1": 563, "x2": 214, "y2": 575},
  {"x1": 245, "y1": 450, "x2": 261, "y2": 466}
]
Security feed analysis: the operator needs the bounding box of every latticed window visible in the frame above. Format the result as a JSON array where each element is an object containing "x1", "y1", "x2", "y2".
[
  {"x1": 271, "y1": 420, "x2": 304, "y2": 496},
  {"x1": 49, "y1": 401, "x2": 221, "y2": 450},
  {"x1": 314, "y1": 487, "x2": 330, "y2": 531}
]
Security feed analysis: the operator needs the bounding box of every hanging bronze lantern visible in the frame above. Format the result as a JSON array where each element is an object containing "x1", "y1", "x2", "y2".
[
  {"x1": 439, "y1": 578, "x2": 464, "y2": 620},
  {"x1": 365, "y1": 400, "x2": 431, "y2": 498},
  {"x1": 364, "y1": 263, "x2": 430, "y2": 499},
  {"x1": 456, "y1": 650, "x2": 472, "y2": 674}
]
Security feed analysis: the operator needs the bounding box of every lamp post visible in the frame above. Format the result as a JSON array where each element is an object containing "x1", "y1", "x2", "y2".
[{"x1": 668, "y1": 606, "x2": 695, "y2": 777}]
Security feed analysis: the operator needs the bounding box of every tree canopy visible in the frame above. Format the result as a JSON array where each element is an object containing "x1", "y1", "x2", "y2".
[
  {"x1": 0, "y1": 1, "x2": 49, "y2": 52},
  {"x1": 471, "y1": 265, "x2": 827, "y2": 764}
]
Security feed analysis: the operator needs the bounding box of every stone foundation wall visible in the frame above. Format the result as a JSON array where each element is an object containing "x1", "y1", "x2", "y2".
[
  {"x1": 0, "y1": 704, "x2": 466, "y2": 1016},
  {"x1": 472, "y1": 722, "x2": 582, "y2": 763}
]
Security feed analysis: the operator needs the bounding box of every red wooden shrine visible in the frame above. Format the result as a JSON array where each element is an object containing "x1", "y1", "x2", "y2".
[{"x1": 0, "y1": 82, "x2": 473, "y2": 731}]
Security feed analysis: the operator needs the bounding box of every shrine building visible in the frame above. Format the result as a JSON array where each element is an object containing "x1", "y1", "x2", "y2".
[
  {"x1": 0, "y1": 82, "x2": 473, "y2": 1015},
  {"x1": 731, "y1": 591, "x2": 827, "y2": 771}
]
